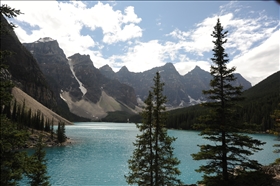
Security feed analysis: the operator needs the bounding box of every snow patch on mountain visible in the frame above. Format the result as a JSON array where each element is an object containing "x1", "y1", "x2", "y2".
[
  {"x1": 179, "y1": 100, "x2": 186, "y2": 107},
  {"x1": 60, "y1": 89, "x2": 67, "y2": 102},
  {"x1": 35, "y1": 37, "x2": 55, "y2": 43},
  {"x1": 68, "y1": 59, "x2": 87, "y2": 96},
  {"x1": 188, "y1": 95, "x2": 204, "y2": 105}
]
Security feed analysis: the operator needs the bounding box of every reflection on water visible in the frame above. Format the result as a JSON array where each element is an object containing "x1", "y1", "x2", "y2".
[{"x1": 22, "y1": 122, "x2": 279, "y2": 185}]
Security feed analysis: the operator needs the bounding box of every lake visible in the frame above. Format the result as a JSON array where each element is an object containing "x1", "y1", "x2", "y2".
[{"x1": 23, "y1": 122, "x2": 279, "y2": 185}]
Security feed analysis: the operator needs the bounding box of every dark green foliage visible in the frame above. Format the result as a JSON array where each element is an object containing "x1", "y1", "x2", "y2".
[
  {"x1": 0, "y1": 74, "x2": 14, "y2": 107},
  {"x1": 0, "y1": 44, "x2": 14, "y2": 110},
  {"x1": 125, "y1": 72, "x2": 182, "y2": 185},
  {"x1": 0, "y1": 4, "x2": 20, "y2": 109},
  {"x1": 51, "y1": 119, "x2": 54, "y2": 140},
  {"x1": 271, "y1": 103, "x2": 280, "y2": 164},
  {"x1": 191, "y1": 19, "x2": 266, "y2": 185},
  {"x1": 166, "y1": 71, "x2": 280, "y2": 132},
  {"x1": 0, "y1": 4, "x2": 22, "y2": 35},
  {"x1": 102, "y1": 111, "x2": 140, "y2": 123},
  {"x1": 26, "y1": 136, "x2": 50, "y2": 186},
  {"x1": 0, "y1": 115, "x2": 30, "y2": 185},
  {"x1": 0, "y1": 6, "x2": 51, "y2": 185},
  {"x1": 44, "y1": 119, "x2": 51, "y2": 132},
  {"x1": 57, "y1": 121, "x2": 66, "y2": 143},
  {"x1": 166, "y1": 104, "x2": 208, "y2": 130},
  {"x1": 237, "y1": 71, "x2": 280, "y2": 131}
]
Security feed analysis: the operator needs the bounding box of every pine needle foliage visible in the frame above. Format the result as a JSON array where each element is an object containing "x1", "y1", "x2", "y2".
[
  {"x1": 191, "y1": 19, "x2": 265, "y2": 185},
  {"x1": 271, "y1": 103, "x2": 280, "y2": 163},
  {"x1": 0, "y1": 115, "x2": 30, "y2": 185},
  {"x1": 27, "y1": 136, "x2": 50, "y2": 186},
  {"x1": 125, "y1": 72, "x2": 182, "y2": 185}
]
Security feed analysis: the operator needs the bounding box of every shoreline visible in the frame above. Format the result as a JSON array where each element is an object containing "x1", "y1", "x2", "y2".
[{"x1": 23, "y1": 128, "x2": 73, "y2": 149}]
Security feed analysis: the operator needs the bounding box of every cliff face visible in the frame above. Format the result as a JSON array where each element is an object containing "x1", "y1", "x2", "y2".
[
  {"x1": 100, "y1": 63, "x2": 252, "y2": 108},
  {"x1": 68, "y1": 53, "x2": 137, "y2": 108},
  {"x1": 23, "y1": 38, "x2": 83, "y2": 102},
  {"x1": 23, "y1": 39, "x2": 138, "y2": 120},
  {"x1": 0, "y1": 14, "x2": 57, "y2": 109}
]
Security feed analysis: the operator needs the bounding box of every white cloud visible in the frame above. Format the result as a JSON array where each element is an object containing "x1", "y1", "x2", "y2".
[
  {"x1": 230, "y1": 30, "x2": 279, "y2": 86},
  {"x1": 122, "y1": 6, "x2": 141, "y2": 24},
  {"x1": 108, "y1": 40, "x2": 167, "y2": 72},
  {"x1": 166, "y1": 28, "x2": 190, "y2": 41},
  {"x1": 163, "y1": 6, "x2": 278, "y2": 84},
  {"x1": 165, "y1": 14, "x2": 232, "y2": 56},
  {"x1": 3, "y1": 1, "x2": 142, "y2": 58},
  {"x1": 103, "y1": 23, "x2": 142, "y2": 44},
  {"x1": 81, "y1": 2, "x2": 142, "y2": 44},
  {"x1": 2, "y1": 1, "x2": 278, "y2": 86},
  {"x1": 174, "y1": 60, "x2": 211, "y2": 76}
]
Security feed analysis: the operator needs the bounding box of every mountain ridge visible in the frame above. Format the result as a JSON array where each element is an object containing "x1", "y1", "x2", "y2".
[
  {"x1": 100, "y1": 62, "x2": 251, "y2": 108},
  {"x1": 23, "y1": 40, "x2": 139, "y2": 120},
  {"x1": 22, "y1": 36, "x2": 252, "y2": 118}
]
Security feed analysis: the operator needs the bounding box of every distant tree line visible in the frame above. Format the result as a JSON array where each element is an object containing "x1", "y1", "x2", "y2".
[
  {"x1": 0, "y1": 99, "x2": 66, "y2": 143},
  {"x1": 166, "y1": 83, "x2": 279, "y2": 132}
]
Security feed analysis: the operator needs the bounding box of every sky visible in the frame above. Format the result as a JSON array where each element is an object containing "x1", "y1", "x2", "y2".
[{"x1": 2, "y1": 0, "x2": 279, "y2": 86}]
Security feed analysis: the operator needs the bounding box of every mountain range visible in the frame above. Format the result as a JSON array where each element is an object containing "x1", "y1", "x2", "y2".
[
  {"x1": 100, "y1": 63, "x2": 251, "y2": 108},
  {"x1": 23, "y1": 39, "x2": 138, "y2": 120},
  {"x1": 1, "y1": 13, "x2": 252, "y2": 121},
  {"x1": 23, "y1": 37, "x2": 251, "y2": 119}
]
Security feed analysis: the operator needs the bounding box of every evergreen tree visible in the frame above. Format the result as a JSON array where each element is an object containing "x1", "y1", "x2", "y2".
[
  {"x1": 125, "y1": 72, "x2": 182, "y2": 185},
  {"x1": 0, "y1": 6, "x2": 44, "y2": 185},
  {"x1": 191, "y1": 19, "x2": 265, "y2": 185},
  {"x1": 271, "y1": 103, "x2": 280, "y2": 163},
  {"x1": 27, "y1": 108, "x2": 32, "y2": 128},
  {"x1": 57, "y1": 121, "x2": 66, "y2": 143},
  {"x1": 51, "y1": 119, "x2": 54, "y2": 140},
  {"x1": 0, "y1": 115, "x2": 30, "y2": 185},
  {"x1": 126, "y1": 91, "x2": 154, "y2": 185},
  {"x1": 27, "y1": 136, "x2": 50, "y2": 186},
  {"x1": 11, "y1": 100, "x2": 17, "y2": 122}
]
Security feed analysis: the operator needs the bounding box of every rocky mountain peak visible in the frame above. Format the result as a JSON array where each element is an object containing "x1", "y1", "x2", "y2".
[
  {"x1": 99, "y1": 65, "x2": 116, "y2": 80},
  {"x1": 35, "y1": 37, "x2": 55, "y2": 43},
  {"x1": 163, "y1": 62, "x2": 175, "y2": 68},
  {"x1": 68, "y1": 53, "x2": 93, "y2": 66},
  {"x1": 163, "y1": 62, "x2": 177, "y2": 71},
  {"x1": 186, "y1": 65, "x2": 209, "y2": 77},
  {"x1": 100, "y1": 64, "x2": 114, "y2": 72},
  {"x1": 24, "y1": 37, "x2": 65, "y2": 57},
  {"x1": 118, "y1": 66, "x2": 129, "y2": 73},
  {"x1": 193, "y1": 65, "x2": 202, "y2": 71}
]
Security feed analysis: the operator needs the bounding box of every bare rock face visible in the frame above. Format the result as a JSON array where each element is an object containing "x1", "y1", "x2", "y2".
[
  {"x1": 23, "y1": 38, "x2": 83, "y2": 102},
  {"x1": 100, "y1": 63, "x2": 252, "y2": 108},
  {"x1": 23, "y1": 40, "x2": 138, "y2": 119},
  {"x1": 68, "y1": 53, "x2": 137, "y2": 108},
  {"x1": 1, "y1": 14, "x2": 57, "y2": 110}
]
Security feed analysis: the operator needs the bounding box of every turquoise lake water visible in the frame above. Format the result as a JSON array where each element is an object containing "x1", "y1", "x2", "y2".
[{"x1": 23, "y1": 122, "x2": 279, "y2": 185}]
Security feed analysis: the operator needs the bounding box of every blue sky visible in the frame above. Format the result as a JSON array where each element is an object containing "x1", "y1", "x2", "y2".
[{"x1": 2, "y1": 0, "x2": 279, "y2": 85}]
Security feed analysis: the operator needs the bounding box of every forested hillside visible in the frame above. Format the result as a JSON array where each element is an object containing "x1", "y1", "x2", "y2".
[{"x1": 166, "y1": 71, "x2": 280, "y2": 131}]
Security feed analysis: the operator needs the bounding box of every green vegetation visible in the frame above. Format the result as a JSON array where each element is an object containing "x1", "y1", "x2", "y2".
[
  {"x1": 271, "y1": 103, "x2": 280, "y2": 164},
  {"x1": 102, "y1": 111, "x2": 141, "y2": 123},
  {"x1": 0, "y1": 5, "x2": 52, "y2": 185},
  {"x1": 125, "y1": 72, "x2": 182, "y2": 185},
  {"x1": 166, "y1": 71, "x2": 280, "y2": 132},
  {"x1": 191, "y1": 19, "x2": 267, "y2": 185},
  {"x1": 57, "y1": 121, "x2": 66, "y2": 143},
  {"x1": 0, "y1": 116, "x2": 30, "y2": 185},
  {"x1": 26, "y1": 136, "x2": 50, "y2": 186},
  {"x1": 1, "y1": 99, "x2": 66, "y2": 140}
]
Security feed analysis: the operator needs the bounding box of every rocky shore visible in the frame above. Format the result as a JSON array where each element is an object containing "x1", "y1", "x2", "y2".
[{"x1": 24, "y1": 128, "x2": 71, "y2": 148}]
